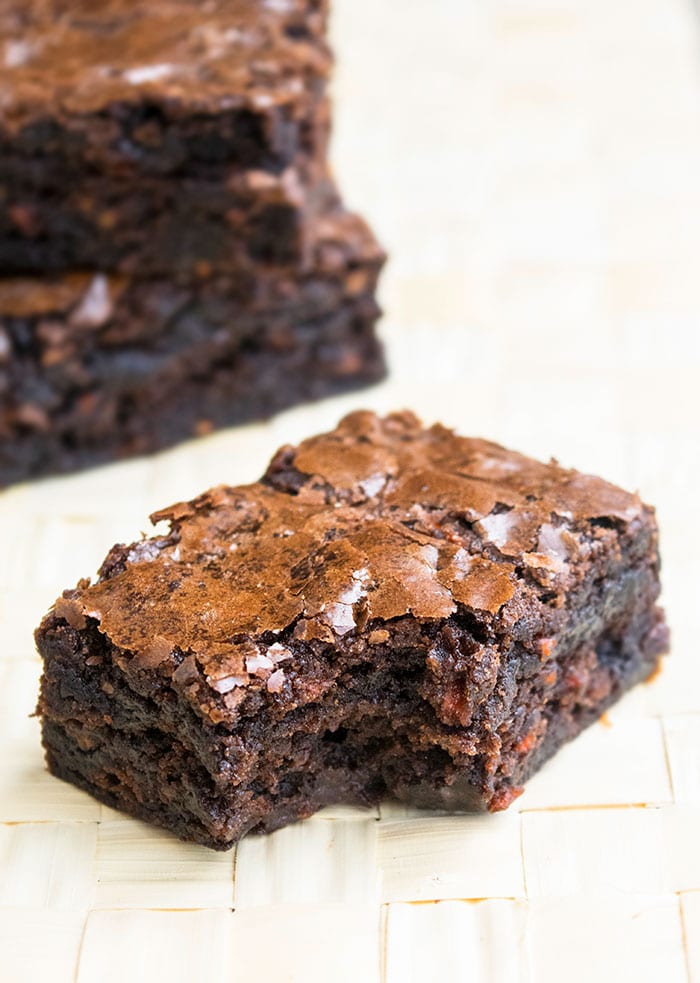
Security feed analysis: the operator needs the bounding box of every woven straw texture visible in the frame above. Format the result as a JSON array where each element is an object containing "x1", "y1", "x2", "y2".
[{"x1": 1, "y1": 0, "x2": 699, "y2": 980}]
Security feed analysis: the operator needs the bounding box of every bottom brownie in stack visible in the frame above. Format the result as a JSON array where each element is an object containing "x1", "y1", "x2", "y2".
[
  {"x1": 36, "y1": 412, "x2": 669, "y2": 849},
  {"x1": 0, "y1": 211, "x2": 384, "y2": 486}
]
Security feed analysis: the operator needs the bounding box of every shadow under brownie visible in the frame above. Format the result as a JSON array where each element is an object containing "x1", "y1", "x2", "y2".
[{"x1": 35, "y1": 412, "x2": 669, "y2": 848}]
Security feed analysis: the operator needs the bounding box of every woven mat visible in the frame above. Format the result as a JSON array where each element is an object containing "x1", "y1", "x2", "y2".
[{"x1": 2, "y1": 1, "x2": 699, "y2": 980}]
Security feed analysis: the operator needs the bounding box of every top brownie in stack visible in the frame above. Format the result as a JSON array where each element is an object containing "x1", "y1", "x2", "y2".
[{"x1": 0, "y1": 0, "x2": 335, "y2": 273}]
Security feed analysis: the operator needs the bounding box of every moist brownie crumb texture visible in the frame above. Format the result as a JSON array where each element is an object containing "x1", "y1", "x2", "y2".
[
  {"x1": 36, "y1": 412, "x2": 669, "y2": 849},
  {"x1": 0, "y1": 0, "x2": 385, "y2": 485}
]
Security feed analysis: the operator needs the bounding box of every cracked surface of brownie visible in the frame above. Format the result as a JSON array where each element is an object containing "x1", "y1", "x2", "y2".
[{"x1": 0, "y1": 0, "x2": 331, "y2": 165}]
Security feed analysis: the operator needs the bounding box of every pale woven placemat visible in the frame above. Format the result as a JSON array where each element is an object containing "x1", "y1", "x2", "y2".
[{"x1": 1, "y1": 1, "x2": 699, "y2": 980}]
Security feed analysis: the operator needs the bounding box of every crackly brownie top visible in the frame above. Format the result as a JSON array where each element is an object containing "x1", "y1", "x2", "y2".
[
  {"x1": 53, "y1": 411, "x2": 652, "y2": 700},
  {"x1": 0, "y1": 0, "x2": 330, "y2": 126}
]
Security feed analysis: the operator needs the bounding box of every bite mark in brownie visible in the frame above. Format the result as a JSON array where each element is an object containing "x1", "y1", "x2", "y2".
[{"x1": 36, "y1": 412, "x2": 669, "y2": 848}]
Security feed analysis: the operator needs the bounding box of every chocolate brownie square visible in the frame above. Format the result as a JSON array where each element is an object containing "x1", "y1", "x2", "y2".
[
  {"x1": 0, "y1": 212, "x2": 385, "y2": 486},
  {"x1": 36, "y1": 412, "x2": 669, "y2": 848},
  {"x1": 0, "y1": 0, "x2": 334, "y2": 273}
]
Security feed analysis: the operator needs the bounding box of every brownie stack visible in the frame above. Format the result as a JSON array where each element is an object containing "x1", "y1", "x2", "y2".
[{"x1": 0, "y1": 0, "x2": 386, "y2": 485}]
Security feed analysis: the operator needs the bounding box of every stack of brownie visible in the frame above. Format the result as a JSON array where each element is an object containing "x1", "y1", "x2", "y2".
[{"x1": 0, "y1": 0, "x2": 386, "y2": 486}]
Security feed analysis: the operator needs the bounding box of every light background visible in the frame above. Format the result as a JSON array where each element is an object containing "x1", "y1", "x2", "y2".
[{"x1": 1, "y1": 0, "x2": 700, "y2": 979}]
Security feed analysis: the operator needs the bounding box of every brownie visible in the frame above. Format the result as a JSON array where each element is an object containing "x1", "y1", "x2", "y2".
[
  {"x1": 0, "y1": 163, "x2": 337, "y2": 275},
  {"x1": 36, "y1": 412, "x2": 669, "y2": 849},
  {"x1": 0, "y1": 212, "x2": 385, "y2": 486},
  {"x1": 0, "y1": 0, "x2": 334, "y2": 273}
]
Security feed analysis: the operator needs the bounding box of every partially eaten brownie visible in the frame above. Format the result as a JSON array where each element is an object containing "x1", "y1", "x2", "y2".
[{"x1": 36, "y1": 412, "x2": 669, "y2": 848}]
